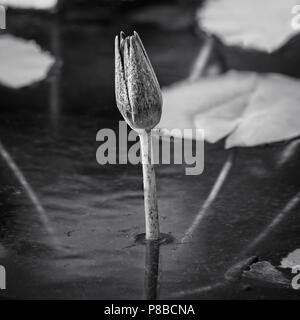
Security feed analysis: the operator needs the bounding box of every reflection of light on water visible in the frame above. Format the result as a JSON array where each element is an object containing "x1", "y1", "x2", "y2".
[
  {"x1": 240, "y1": 191, "x2": 300, "y2": 257},
  {"x1": 171, "y1": 151, "x2": 235, "y2": 298},
  {"x1": 0, "y1": 140, "x2": 60, "y2": 249},
  {"x1": 173, "y1": 189, "x2": 300, "y2": 298},
  {"x1": 173, "y1": 156, "x2": 300, "y2": 298},
  {"x1": 277, "y1": 138, "x2": 300, "y2": 167},
  {"x1": 188, "y1": 36, "x2": 213, "y2": 81},
  {"x1": 181, "y1": 150, "x2": 235, "y2": 243},
  {"x1": 171, "y1": 281, "x2": 225, "y2": 298}
]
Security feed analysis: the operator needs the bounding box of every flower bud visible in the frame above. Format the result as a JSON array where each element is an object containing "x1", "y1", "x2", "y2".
[{"x1": 115, "y1": 31, "x2": 162, "y2": 131}]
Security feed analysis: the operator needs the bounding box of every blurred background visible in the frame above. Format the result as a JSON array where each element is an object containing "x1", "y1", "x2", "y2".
[{"x1": 0, "y1": 0, "x2": 300, "y2": 300}]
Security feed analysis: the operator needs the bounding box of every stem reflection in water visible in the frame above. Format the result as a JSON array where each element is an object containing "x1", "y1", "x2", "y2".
[{"x1": 144, "y1": 240, "x2": 160, "y2": 300}]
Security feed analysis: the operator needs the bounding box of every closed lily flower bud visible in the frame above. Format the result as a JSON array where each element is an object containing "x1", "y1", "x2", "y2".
[{"x1": 115, "y1": 31, "x2": 162, "y2": 131}]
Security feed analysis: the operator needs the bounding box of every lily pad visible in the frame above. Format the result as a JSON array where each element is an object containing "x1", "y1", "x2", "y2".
[
  {"x1": 0, "y1": 0, "x2": 57, "y2": 9},
  {"x1": 159, "y1": 72, "x2": 300, "y2": 148},
  {"x1": 243, "y1": 261, "x2": 290, "y2": 287},
  {"x1": 198, "y1": 0, "x2": 300, "y2": 52},
  {"x1": 0, "y1": 35, "x2": 55, "y2": 88}
]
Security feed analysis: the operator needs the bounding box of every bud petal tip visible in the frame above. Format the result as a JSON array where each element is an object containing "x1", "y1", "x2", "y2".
[{"x1": 120, "y1": 31, "x2": 126, "y2": 40}]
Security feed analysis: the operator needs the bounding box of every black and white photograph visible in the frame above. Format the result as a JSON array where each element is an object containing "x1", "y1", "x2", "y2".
[{"x1": 0, "y1": 0, "x2": 300, "y2": 305}]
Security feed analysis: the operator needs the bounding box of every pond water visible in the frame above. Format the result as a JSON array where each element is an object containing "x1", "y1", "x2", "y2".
[{"x1": 0, "y1": 9, "x2": 300, "y2": 299}]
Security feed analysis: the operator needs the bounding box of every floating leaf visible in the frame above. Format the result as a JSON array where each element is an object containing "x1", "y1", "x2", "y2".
[
  {"x1": 198, "y1": 0, "x2": 300, "y2": 52},
  {"x1": 159, "y1": 72, "x2": 255, "y2": 139},
  {"x1": 226, "y1": 74, "x2": 300, "y2": 148},
  {"x1": 0, "y1": 0, "x2": 57, "y2": 9},
  {"x1": 242, "y1": 261, "x2": 290, "y2": 287},
  {"x1": 0, "y1": 35, "x2": 55, "y2": 88},
  {"x1": 159, "y1": 72, "x2": 300, "y2": 148}
]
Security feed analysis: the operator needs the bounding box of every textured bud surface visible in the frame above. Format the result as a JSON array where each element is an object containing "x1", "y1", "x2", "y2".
[{"x1": 115, "y1": 31, "x2": 162, "y2": 130}]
